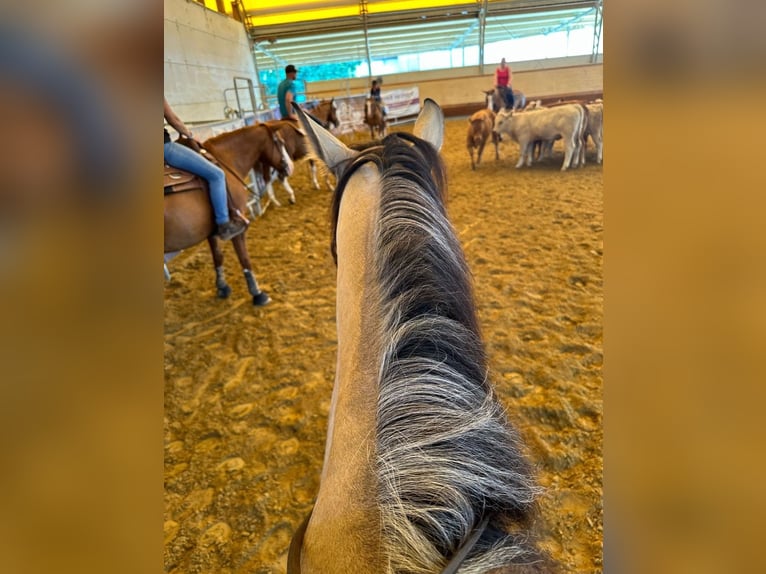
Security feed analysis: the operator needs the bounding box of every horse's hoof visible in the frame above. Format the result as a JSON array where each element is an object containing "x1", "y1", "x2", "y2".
[
  {"x1": 289, "y1": 198, "x2": 296, "y2": 205},
  {"x1": 252, "y1": 291, "x2": 271, "y2": 306},
  {"x1": 217, "y1": 285, "x2": 232, "y2": 299}
]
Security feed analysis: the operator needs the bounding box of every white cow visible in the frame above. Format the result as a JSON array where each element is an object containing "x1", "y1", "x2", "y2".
[
  {"x1": 493, "y1": 104, "x2": 584, "y2": 171},
  {"x1": 584, "y1": 102, "x2": 603, "y2": 164}
]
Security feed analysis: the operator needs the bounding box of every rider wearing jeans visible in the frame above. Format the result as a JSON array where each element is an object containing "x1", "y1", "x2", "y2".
[
  {"x1": 370, "y1": 80, "x2": 387, "y2": 116},
  {"x1": 163, "y1": 97, "x2": 245, "y2": 241},
  {"x1": 494, "y1": 58, "x2": 514, "y2": 110}
]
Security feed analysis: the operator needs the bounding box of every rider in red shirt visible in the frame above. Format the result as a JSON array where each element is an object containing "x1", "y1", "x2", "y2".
[{"x1": 494, "y1": 58, "x2": 514, "y2": 110}]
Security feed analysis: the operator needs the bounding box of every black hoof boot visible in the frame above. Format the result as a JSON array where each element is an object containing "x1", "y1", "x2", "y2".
[{"x1": 252, "y1": 291, "x2": 271, "y2": 306}]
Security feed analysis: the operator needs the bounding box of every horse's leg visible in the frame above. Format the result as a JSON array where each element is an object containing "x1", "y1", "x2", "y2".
[
  {"x1": 246, "y1": 168, "x2": 263, "y2": 218},
  {"x1": 493, "y1": 132, "x2": 500, "y2": 160},
  {"x1": 207, "y1": 236, "x2": 232, "y2": 298},
  {"x1": 249, "y1": 193, "x2": 263, "y2": 218},
  {"x1": 279, "y1": 175, "x2": 296, "y2": 204},
  {"x1": 469, "y1": 146, "x2": 476, "y2": 170},
  {"x1": 230, "y1": 234, "x2": 270, "y2": 306},
  {"x1": 265, "y1": 178, "x2": 282, "y2": 207},
  {"x1": 308, "y1": 159, "x2": 320, "y2": 190}
]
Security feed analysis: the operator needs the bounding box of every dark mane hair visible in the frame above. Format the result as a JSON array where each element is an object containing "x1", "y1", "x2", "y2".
[{"x1": 330, "y1": 132, "x2": 553, "y2": 572}]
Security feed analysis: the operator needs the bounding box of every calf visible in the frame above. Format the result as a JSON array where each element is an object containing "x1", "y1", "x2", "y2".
[
  {"x1": 546, "y1": 101, "x2": 589, "y2": 167},
  {"x1": 584, "y1": 102, "x2": 603, "y2": 164},
  {"x1": 466, "y1": 109, "x2": 499, "y2": 170},
  {"x1": 493, "y1": 104, "x2": 583, "y2": 171}
]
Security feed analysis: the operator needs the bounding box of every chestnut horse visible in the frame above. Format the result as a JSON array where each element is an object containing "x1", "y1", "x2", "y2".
[
  {"x1": 363, "y1": 97, "x2": 386, "y2": 139},
  {"x1": 164, "y1": 126, "x2": 293, "y2": 305},
  {"x1": 287, "y1": 99, "x2": 557, "y2": 573},
  {"x1": 307, "y1": 98, "x2": 339, "y2": 130},
  {"x1": 250, "y1": 99, "x2": 339, "y2": 209}
]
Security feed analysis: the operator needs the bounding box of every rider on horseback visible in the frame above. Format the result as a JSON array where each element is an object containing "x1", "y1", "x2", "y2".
[
  {"x1": 163, "y1": 98, "x2": 246, "y2": 241},
  {"x1": 370, "y1": 80, "x2": 387, "y2": 116},
  {"x1": 494, "y1": 57, "x2": 514, "y2": 110}
]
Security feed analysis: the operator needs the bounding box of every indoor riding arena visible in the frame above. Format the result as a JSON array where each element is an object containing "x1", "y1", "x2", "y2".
[{"x1": 165, "y1": 1, "x2": 603, "y2": 573}]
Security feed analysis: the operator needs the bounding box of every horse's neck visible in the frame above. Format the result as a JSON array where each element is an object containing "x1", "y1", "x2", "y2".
[
  {"x1": 221, "y1": 127, "x2": 277, "y2": 175},
  {"x1": 302, "y1": 164, "x2": 382, "y2": 573},
  {"x1": 205, "y1": 139, "x2": 249, "y2": 180}
]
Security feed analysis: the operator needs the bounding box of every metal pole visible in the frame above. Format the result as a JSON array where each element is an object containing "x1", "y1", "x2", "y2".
[
  {"x1": 233, "y1": 1, "x2": 267, "y2": 110},
  {"x1": 250, "y1": 43, "x2": 268, "y2": 109},
  {"x1": 591, "y1": 0, "x2": 603, "y2": 63},
  {"x1": 360, "y1": 0, "x2": 373, "y2": 80},
  {"x1": 478, "y1": 0, "x2": 488, "y2": 74}
]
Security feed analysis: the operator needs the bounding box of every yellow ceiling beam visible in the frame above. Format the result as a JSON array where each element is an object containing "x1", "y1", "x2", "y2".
[
  {"x1": 237, "y1": 1, "x2": 487, "y2": 27},
  {"x1": 246, "y1": 6, "x2": 358, "y2": 27},
  {"x1": 240, "y1": 0, "x2": 475, "y2": 12}
]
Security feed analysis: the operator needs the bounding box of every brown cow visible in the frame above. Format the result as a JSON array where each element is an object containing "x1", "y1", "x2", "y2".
[{"x1": 466, "y1": 109, "x2": 499, "y2": 170}]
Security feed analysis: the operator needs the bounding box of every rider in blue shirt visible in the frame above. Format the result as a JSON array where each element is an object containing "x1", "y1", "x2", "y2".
[
  {"x1": 278, "y1": 65, "x2": 299, "y2": 121},
  {"x1": 370, "y1": 79, "x2": 387, "y2": 116}
]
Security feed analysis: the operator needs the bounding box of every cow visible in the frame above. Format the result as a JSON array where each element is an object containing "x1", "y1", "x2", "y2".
[
  {"x1": 545, "y1": 101, "x2": 589, "y2": 167},
  {"x1": 517, "y1": 101, "x2": 590, "y2": 167},
  {"x1": 584, "y1": 102, "x2": 603, "y2": 164},
  {"x1": 493, "y1": 104, "x2": 584, "y2": 171},
  {"x1": 466, "y1": 108, "x2": 499, "y2": 170}
]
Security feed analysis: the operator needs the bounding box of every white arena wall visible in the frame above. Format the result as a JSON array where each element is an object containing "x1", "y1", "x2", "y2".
[
  {"x1": 164, "y1": 0, "x2": 257, "y2": 123},
  {"x1": 306, "y1": 57, "x2": 603, "y2": 111}
]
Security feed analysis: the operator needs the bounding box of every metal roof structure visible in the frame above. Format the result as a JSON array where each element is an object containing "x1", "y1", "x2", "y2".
[{"x1": 225, "y1": 0, "x2": 603, "y2": 70}]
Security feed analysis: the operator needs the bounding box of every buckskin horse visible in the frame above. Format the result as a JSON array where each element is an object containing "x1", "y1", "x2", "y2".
[
  {"x1": 286, "y1": 99, "x2": 557, "y2": 573},
  {"x1": 363, "y1": 97, "x2": 386, "y2": 139},
  {"x1": 163, "y1": 126, "x2": 294, "y2": 305}
]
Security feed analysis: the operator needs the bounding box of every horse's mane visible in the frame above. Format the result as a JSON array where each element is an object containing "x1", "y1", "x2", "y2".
[
  {"x1": 205, "y1": 122, "x2": 273, "y2": 144},
  {"x1": 331, "y1": 133, "x2": 552, "y2": 573}
]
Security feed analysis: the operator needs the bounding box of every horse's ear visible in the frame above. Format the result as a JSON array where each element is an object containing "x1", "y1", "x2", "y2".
[
  {"x1": 292, "y1": 102, "x2": 355, "y2": 176},
  {"x1": 413, "y1": 98, "x2": 444, "y2": 151}
]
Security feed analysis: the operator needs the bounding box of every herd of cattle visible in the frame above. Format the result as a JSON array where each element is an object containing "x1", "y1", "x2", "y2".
[
  {"x1": 467, "y1": 98, "x2": 604, "y2": 171},
  {"x1": 242, "y1": 96, "x2": 603, "y2": 218}
]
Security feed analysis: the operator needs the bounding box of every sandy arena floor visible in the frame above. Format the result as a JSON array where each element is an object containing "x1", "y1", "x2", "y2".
[{"x1": 164, "y1": 116, "x2": 603, "y2": 573}]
